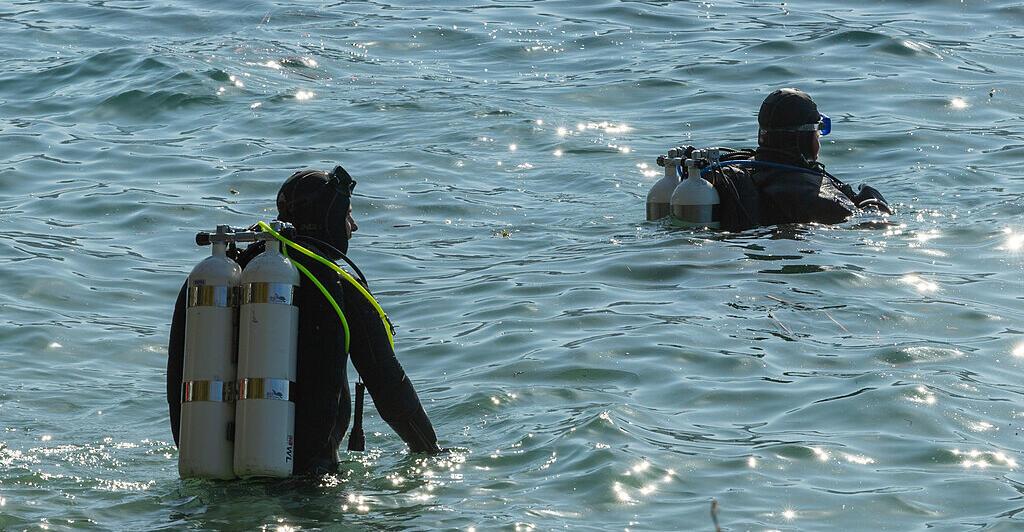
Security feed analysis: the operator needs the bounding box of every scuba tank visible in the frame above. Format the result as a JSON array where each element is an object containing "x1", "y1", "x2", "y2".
[
  {"x1": 646, "y1": 152, "x2": 683, "y2": 221},
  {"x1": 179, "y1": 225, "x2": 242, "y2": 480},
  {"x1": 670, "y1": 157, "x2": 720, "y2": 229},
  {"x1": 233, "y1": 227, "x2": 301, "y2": 478},
  {"x1": 646, "y1": 146, "x2": 695, "y2": 221}
]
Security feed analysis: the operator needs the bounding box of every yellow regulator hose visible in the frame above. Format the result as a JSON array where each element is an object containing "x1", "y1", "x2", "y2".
[{"x1": 258, "y1": 221, "x2": 395, "y2": 350}]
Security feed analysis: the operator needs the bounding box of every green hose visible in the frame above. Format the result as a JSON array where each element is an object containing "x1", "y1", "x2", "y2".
[{"x1": 258, "y1": 221, "x2": 395, "y2": 349}]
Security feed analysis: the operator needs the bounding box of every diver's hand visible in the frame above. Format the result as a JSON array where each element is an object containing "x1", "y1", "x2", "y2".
[{"x1": 854, "y1": 185, "x2": 892, "y2": 214}]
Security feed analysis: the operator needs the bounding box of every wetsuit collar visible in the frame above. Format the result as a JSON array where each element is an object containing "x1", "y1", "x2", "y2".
[{"x1": 754, "y1": 146, "x2": 815, "y2": 168}]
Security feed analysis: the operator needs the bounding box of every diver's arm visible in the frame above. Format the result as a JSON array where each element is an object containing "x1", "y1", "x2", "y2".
[
  {"x1": 757, "y1": 171, "x2": 855, "y2": 226},
  {"x1": 813, "y1": 177, "x2": 859, "y2": 224},
  {"x1": 345, "y1": 289, "x2": 440, "y2": 454},
  {"x1": 823, "y1": 171, "x2": 892, "y2": 214},
  {"x1": 167, "y1": 281, "x2": 187, "y2": 447}
]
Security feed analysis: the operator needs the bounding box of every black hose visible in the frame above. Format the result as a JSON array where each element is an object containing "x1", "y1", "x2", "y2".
[{"x1": 347, "y1": 381, "x2": 366, "y2": 452}]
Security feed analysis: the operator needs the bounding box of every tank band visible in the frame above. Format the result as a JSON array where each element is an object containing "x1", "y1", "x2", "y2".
[
  {"x1": 187, "y1": 285, "x2": 238, "y2": 308},
  {"x1": 241, "y1": 282, "x2": 296, "y2": 306},
  {"x1": 646, "y1": 202, "x2": 670, "y2": 221},
  {"x1": 671, "y1": 203, "x2": 721, "y2": 227},
  {"x1": 181, "y1": 379, "x2": 234, "y2": 403},
  {"x1": 237, "y1": 377, "x2": 294, "y2": 401}
]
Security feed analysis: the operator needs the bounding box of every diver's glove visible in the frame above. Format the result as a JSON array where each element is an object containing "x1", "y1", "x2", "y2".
[{"x1": 854, "y1": 184, "x2": 892, "y2": 214}]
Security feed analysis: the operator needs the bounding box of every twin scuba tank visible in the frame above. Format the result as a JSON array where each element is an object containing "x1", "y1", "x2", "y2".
[
  {"x1": 645, "y1": 146, "x2": 721, "y2": 229},
  {"x1": 178, "y1": 222, "x2": 300, "y2": 479}
]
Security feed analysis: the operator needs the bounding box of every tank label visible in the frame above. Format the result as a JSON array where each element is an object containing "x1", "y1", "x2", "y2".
[
  {"x1": 241, "y1": 283, "x2": 296, "y2": 306},
  {"x1": 237, "y1": 378, "x2": 295, "y2": 401}
]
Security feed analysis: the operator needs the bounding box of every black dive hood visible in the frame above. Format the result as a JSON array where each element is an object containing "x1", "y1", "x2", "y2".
[
  {"x1": 757, "y1": 88, "x2": 821, "y2": 165},
  {"x1": 276, "y1": 165, "x2": 356, "y2": 257}
]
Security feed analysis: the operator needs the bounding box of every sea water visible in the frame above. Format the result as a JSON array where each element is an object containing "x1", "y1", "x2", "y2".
[{"x1": 1, "y1": 1, "x2": 1023, "y2": 530}]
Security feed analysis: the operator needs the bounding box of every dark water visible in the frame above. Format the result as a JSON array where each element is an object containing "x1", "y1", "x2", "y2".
[{"x1": 2, "y1": 1, "x2": 1023, "y2": 530}]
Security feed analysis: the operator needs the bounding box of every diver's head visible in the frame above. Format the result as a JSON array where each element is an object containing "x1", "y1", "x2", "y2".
[
  {"x1": 276, "y1": 165, "x2": 358, "y2": 256},
  {"x1": 757, "y1": 88, "x2": 830, "y2": 162}
]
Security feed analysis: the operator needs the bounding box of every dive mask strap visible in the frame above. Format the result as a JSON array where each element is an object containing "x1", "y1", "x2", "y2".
[{"x1": 760, "y1": 113, "x2": 831, "y2": 136}]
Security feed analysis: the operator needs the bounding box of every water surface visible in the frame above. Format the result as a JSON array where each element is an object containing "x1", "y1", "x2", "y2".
[{"x1": 2, "y1": 1, "x2": 1023, "y2": 530}]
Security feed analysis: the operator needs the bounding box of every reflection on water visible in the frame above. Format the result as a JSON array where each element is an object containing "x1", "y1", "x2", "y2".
[
  {"x1": 901, "y1": 274, "x2": 939, "y2": 293},
  {"x1": 907, "y1": 385, "x2": 938, "y2": 405},
  {"x1": 1002, "y1": 228, "x2": 1023, "y2": 252},
  {"x1": 611, "y1": 460, "x2": 675, "y2": 504},
  {"x1": 952, "y1": 449, "x2": 1018, "y2": 469}
]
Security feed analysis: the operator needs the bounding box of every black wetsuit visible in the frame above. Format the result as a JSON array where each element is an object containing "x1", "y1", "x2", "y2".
[
  {"x1": 712, "y1": 148, "x2": 889, "y2": 232},
  {"x1": 167, "y1": 237, "x2": 439, "y2": 475}
]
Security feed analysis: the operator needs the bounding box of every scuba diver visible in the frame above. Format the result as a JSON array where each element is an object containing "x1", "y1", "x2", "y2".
[
  {"x1": 167, "y1": 166, "x2": 441, "y2": 477},
  {"x1": 706, "y1": 88, "x2": 891, "y2": 231}
]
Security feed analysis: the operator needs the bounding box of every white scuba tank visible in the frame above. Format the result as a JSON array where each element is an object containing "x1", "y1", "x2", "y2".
[
  {"x1": 179, "y1": 227, "x2": 242, "y2": 480},
  {"x1": 233, "y1": 238, "x2": 300, "y2": 478},
  {"x1": 670, "y1": 158, "x2": 720, "y2": 229},
  {"x1": 646, "y1": 156, "x2": 681, "y2": 221}
]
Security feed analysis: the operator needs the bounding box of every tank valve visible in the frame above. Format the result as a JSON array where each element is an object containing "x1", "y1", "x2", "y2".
[{"x1": 195, "y1": 223, "x2": 296, "y2": 246}]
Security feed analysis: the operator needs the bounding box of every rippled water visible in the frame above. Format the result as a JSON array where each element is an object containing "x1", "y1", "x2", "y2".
[{"x1": 2, "y1": 1, "x2": 1024, "y2": 530}]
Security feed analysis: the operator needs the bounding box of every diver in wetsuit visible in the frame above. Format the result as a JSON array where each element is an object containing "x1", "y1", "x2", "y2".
[
  {"x1": 167, "y1": 166, "x2": 441, "y2": 475},
  {"x1": 711, "y1": 88, "x2": 891, "y2": 232}
]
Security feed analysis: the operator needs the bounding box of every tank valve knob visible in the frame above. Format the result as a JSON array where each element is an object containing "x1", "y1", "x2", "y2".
[{"x1": 195, "y1": 225, "x2": 235, "y2": 246}]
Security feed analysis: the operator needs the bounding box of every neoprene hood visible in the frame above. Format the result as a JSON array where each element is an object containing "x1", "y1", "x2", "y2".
[
  {"x1": 276, "y1": 166, "x2": 356, "y2": 255},
  {"x1": 757, "y1": 88, "x2": 821, "y2": 162},
  {"x1": 758, "y1": 88, "x2": 820, "y2": 131}
]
